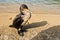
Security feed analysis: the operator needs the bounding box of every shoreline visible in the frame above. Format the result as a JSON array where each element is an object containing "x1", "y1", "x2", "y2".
[{"x1": 0, "y1": 3, "x2": 60, "y2": 14}]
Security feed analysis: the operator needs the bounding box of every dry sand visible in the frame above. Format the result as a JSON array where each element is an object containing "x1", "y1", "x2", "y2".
[{"x1": 0, "y1": 4, "x2": 60, "y2": 40}]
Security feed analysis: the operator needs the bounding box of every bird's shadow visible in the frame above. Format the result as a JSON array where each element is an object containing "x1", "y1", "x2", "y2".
[
  {"x1": 23, "y1": 21, "x2": 48, "y2": 29},
  {"x1": 19, "y1": 21, "x2": 48, "y2": 36}
]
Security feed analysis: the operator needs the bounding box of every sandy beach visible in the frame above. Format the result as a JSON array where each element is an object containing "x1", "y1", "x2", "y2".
[{"x1": 0, "y1": 3, "x2": 60, "y2": 40}]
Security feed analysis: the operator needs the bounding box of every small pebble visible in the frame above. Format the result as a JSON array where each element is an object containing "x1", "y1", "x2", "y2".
[{"x1": 9, "y1": 17, "x2": 12, "y2": 20}]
